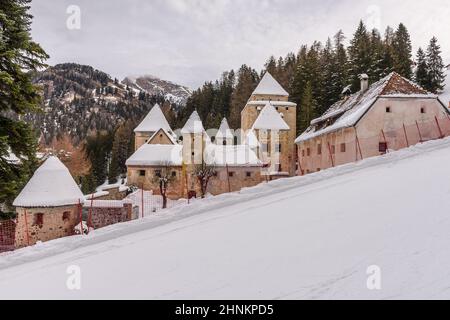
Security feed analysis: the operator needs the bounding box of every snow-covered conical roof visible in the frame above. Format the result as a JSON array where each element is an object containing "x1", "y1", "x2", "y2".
[
  {"x1": 245, "y1": 129, "x2": 261, "y2": 148},
  {"x1": 181, "y1": 110, "x2": 205, "y2": 134},
  {"x1": 252, "y1": 103, "x2": 290, "y2": 130},
  {"x1": 134, "y1": 103, "x2": 172, "y2": 133},
  {"x1": 216, "y1": 118, "x2": 234, "y2": 140},
  {"x1": 13, "y1": 156, "x2": 85, "y2": 208},
  {"x1": 252, "y1": 72, "x2": 289, "y2": 96}
]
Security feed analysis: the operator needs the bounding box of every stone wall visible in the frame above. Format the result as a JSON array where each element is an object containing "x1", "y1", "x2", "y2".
[
  {"x1": 207, "y1": 167, "x2": 263, "y2": 195},
  {"x1": 15, "y1": 204, "x2": 80, "y2": 248},
  {"x1": 84, "y1": 201, "x2": 132, "y2": 229}
]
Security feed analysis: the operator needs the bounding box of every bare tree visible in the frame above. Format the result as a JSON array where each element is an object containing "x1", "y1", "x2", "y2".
[
  {"x1": 153, "y1": 164, "x2": 175, "y2": 209},
  {"x1": 195, "y1": 162, "x2": 216, "y2": 198}
]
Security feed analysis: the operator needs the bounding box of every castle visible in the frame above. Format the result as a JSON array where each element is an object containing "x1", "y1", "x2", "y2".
[{"x1": 126, "y1": 72, "x2": 298, "y2": 199}]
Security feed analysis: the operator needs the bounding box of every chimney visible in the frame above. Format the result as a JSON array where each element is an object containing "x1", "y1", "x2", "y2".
[{"x1": 359, "y1": 74, "x2": 369, "y2": 92}]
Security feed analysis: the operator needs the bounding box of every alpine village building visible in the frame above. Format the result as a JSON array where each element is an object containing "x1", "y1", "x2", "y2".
[
  {"x1": 295, "y1": 72, "x2": 450, "y2": 174},
  {"x1": 126, "y1": 72, "x2": 298, "y2": 199}
]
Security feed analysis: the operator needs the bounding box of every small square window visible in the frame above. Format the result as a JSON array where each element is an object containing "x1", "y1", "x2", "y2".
[
  {"x1": 228, "y1": 172, "x2": 234, "y2": 177},
  {"x1": 155, "y1": 170, "x2": 162, "y2": 178},
  {"x1": 307, "y1": 148, "x2": 311, "y2": 156},
  {"x1": 302, "y1": 149, "x2": 305, "y2": 157},
  {"x1": 379, "y1": 142, "x2": 388, "y2": 153},
  {"x1": 317, "y1": 168, "x2": 321, "y2": 172},
  {"x1": 340, "y1": 143, "x2": 346, "y2": 153},
  {"x1": 317, "y1": 144, "x2": 322, "y2": 155},
  {"x1": 62, "y1": 211, "x2": 70, "y2": 222},
  {"x1": 171, "y1": 171, "x2": 177, "y2": 177},
  {"x1": 33, "y1": 213, "x2": 44, "y2": 227},
  {"x1": 139, "y1": 170, "x2": 146, "y2": 177},
  {"x1": 386, "y1": 107, "x2": 392, "y2": 113},
  {"x1": 421, "y1": 107, "x2": 426, "y2": 114},
  {"x1": 246, "y1": 172, "x2": 252, "y2": 177}
]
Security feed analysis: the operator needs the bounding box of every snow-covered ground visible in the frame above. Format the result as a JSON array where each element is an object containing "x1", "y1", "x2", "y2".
[{"x1": 2, "y1": 138, "x2": 450, "y2": 299}]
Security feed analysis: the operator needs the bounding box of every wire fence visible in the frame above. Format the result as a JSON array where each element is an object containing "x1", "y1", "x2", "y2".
[
  {"x1": 298, "y1": 115, "x2": 450, "y2": 174},
  {"x1": 0, "y1": 219, "x2": 16, "y2": 253}
]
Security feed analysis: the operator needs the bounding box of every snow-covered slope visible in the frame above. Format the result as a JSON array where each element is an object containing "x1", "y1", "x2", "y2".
[{"x1": 2, "y1": 138, "x2": 450, "y2": 299}]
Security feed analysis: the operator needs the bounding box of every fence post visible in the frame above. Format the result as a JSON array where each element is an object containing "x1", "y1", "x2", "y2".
[
  {"x1": 355, "y1": 130, "x2": 363, "y2": 161},
  {"x1": 381, "y1": 130, "x2": 389, "y2": 153},
  {"x1": 141, "y1": 187, "x2": 144, "y2": 219},
  {"x1": 88, "y1": 196, "x2": 94, "y2": 232},
  {"x1": 435, "y1": 116, "x2": 444, "y2": 139},
  {"x1": 403, "y1": 124, "x2": 410, "y2": 147},
  {"x1": 327, "y1": 142, "x2": 335, "y2": 167},
  {"x1": 78, "y1": 199, "x2": 83, "y2": 236},
  {"x1": 415, "y1": 121, "x2": 423, "y2": 142},
  {"x1": 225, "y1": 164, "x2": 231, "y2": 192},
  {"x1": 23, "y1": 209, "x2": 30, "y2": 246}
]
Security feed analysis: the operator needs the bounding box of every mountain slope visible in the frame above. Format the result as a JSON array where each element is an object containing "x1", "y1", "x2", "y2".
[
  {"x1": 2, "y1": 138, "x2": 450, "y2": 299},
  {"x1": 27, "y1": 63, "x2": 183, "y2": 145},
  {"x1": 122, "y1": 75, "x2": 191, "y2": 107}
]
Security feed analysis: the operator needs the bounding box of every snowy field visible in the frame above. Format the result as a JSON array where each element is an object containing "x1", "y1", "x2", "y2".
[{"x1": 2, "y1": 138, "x2": 450, "y2": 299}]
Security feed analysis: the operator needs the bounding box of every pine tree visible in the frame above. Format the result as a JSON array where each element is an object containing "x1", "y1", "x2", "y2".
[
  {"x1": 109, "y1": 120, "x2": 135, "y2": 183},
  {"x1": 392, "y1": 23, "x2": 413, "y2": 79},
  {"x1": 415, "y1": 48, "x2": 428, "y2": 89},
  {"x1": 331, "y1": 30, "x2": 349, "y2": 98},
  {"x1": 298, "y1": 82, "x2": 318, "y2": 133},
  {"x1": 348, "y1": 21, "x2": 372, "y2": 91},
  {"x1": 425, "y1": 37, "x2": 445, "y2": 93},
  {"x1": 0, "y1": 0, "x2": 49, "y2": 210}
]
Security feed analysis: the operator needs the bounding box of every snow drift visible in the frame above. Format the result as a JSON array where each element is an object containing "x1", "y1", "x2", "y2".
[{"x1": 2, "y1": 138, "x2": 450, "y2": 299}]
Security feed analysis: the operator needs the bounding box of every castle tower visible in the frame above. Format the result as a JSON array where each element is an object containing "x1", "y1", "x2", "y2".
[
  {"x1": 13, "y1": 156, "x2": 85, "y2": 248},
  {"x1": 133, "y1": 103, "x2": 173, "y2": 151},
  {"x1": 215, "y1": 118, "x2": 234, "y2": 146},
  {"x1": 252, "y1": 103, "x2": 290, "y2": 176},
  {"x1": 241, "y1": 72, "x2": 297, "y2": 176}
]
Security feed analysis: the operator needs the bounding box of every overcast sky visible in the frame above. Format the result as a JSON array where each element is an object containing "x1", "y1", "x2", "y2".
[{"x1": 30, "y1": 0, "x2": 450, "y2": 89}]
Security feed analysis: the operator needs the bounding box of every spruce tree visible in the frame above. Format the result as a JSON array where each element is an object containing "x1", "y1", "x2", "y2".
[
  {"x1": 0, "y1": 0, "x2": 49, "y2": 210},
  {"x1": 348, "y1": 21, "x2": 372, "y2": 91},
  {"x1": 414, "y1": 48, "x2": 428, "y2": 89},
  {"x1": 425, "y1": 37, "x2": 445, "y2": 93},
  {"x1": 298, "y1": 82, "x2": 318, "y2": 133},
  {"x1": 392, "y1": 23, "x2": 413, "y2": 79}
]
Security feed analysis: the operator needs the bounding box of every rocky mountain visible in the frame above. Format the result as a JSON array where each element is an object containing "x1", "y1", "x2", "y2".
[
  {"x1": 122, "y1": 75, "x2": 191, "y2": 106},
  {"x1": 24, "y1": 63, "x2": 182, "y2": 145}
]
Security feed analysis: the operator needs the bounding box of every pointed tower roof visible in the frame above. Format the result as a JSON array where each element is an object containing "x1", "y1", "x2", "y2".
[
  {"x1": 252, "y1": 103, "x2": 290, "y2": 130},
  {"x1": 134, "y1": 103, "x2": 172, "y2": 133},
  {"x1": 245, "y1": 129, "x2": 261, "y2": 148},
  {"x1": 252, "y1": 72, "x2": 289, "y2": 96},
  {"x1": 181, "y1": 110, "x2": 205, "y2": 134},
  {"x1": 216, "y1": 118, "x2": 234, "y2": 140},
  {"x1": 13, "y1": 156, "x2": 84, "y2": 208}
]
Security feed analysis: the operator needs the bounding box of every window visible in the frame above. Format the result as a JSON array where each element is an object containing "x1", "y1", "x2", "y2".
[
  {"x1": 33, "y1": 213, "x2": 44, "y2": 227},
  {"x1": 62, "y1": 211, "x2": 70, "y2": 222},
  {"x1": 211, "y1": 136, "x2": 216, "y2": 143},
  {"x1": 421, "y1": 107, "x2": 426, "y2": 114},
  {"x1": 317, "y1": 144, "x2": 322, "y2": 155},
  {"x1": 155, "y1": 170, "x2": 162, "y2": 178},
  {"x1": 191, "y1": 152, "x2": 195, "y2": 156},
  {"x1": 331, "y1": 145, "x2": 336, "y2": 154},
  {"x1": 228, "y1": 172, "x2": 234, "y2": 177},
  {"x1": 277, "y1": 164, "x2": 282, "y2": 172},
  {"x1": 379, "y1": 142, "x2": 388, "y2": 154},
  {"x1": 386, "y1": 107, "x2": 392, "y2": 113},
  {"x1": 139, "y1": 170, "x2": 146, "y2": 177},
  {"x1": 340, "y1": 143, "x2": 346, "y2": 153},
  {"x1": 246, "y1": 172, "x2": 252, "y2": 178},
  {"x1": 307, "y1": 148, "x2": 311, "y2": 156},
  {"x1": 317, "y1": 168, "x2": 321, "y2": 172},
  {"x1": 213, "y1": 171, "x2": 218, "y2": 177},
  {"x1": 223, "y1": 140, "x2": 227, "y2": 146},
  {"x1": 275, "y1": 144, "x2": 282, "y2": 153},
  {"x1": 302, "y1": 149, "x2": 305, "y2": 157},
  {"x1": 171, "y1": 171, "x2": 177, "y2": 178}
]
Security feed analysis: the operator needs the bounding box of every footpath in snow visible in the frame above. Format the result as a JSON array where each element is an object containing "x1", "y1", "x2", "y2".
[{"x1": 1, "y1": 137, "x2": 450, "y2": 299}]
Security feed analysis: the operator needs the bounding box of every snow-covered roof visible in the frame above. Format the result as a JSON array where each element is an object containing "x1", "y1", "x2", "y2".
[
  {"x1": 126, "y1": 144, "x2": 183, "y2": 166},
  {"x1": 252, "y1": 72, "x2": 289, "y2": 96},
  {"x1": 216, "y1": 118, "x2": 234, "y2": 140},
  {"x1": 204, "y1": 144, "x2": 262, "y2": 167},
  {"x1": 246, "y1": 100, "x2": 297, "y2": 107},
  {"x1": 148, "y1": 128, "x2": 177, "y2": 145},
  {"x1": 244, "y1": 130, "x2": 261, "y2": 148},
  {"x1": 252, "y1": 103, "x2": 290, "y2": 130},
  {"x1": 13, "y1": 156, "x2": 85, "y2": 207},
  {"x1": 181, "y1": 110, "x2": 205, "y2": 134},
  {"x1": 134, "y1": 103, "x2": 172, "y2": 133},
  {"x1": 296, "y1": 72, "x2": 437, "y2": 143},
  {"x1": 439, "y1": 65, "x2": 450, "y2": 106}
]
